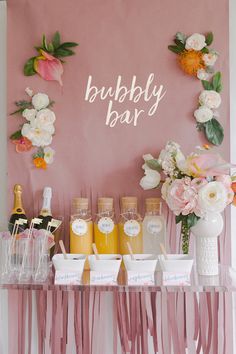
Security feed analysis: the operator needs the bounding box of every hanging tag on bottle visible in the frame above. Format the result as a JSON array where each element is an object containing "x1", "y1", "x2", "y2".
[
  {"x1": 98, "y1": 217, "x2": 114, "y2": 234},
  {"x1": 147, "y1": 218, "x2": 163, "y2": 235},
  {"x1": 124, "y1": 220, "x2": 140, "y2": 237},
  {"x1": 50, "y1": 219, "x2": 62, "y2": 228},
  {"x1": 18, "y1": 218, "x2": 28, "y2": 225},
  {"x1": 72, "y1": 219, "x2": 88, "y2": 236}
]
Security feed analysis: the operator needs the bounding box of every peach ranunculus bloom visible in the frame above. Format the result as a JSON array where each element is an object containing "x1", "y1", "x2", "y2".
[{"x1": 12, "y1": 137, "x2": 32, "y2": 153}]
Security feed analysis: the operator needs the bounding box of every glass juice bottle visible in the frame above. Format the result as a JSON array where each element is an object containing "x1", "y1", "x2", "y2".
[
  {"x1": 70, "y1": 198, "x2": 93, "y2": 257},
  {"x1": 94, "y1": 197, "x2": 118, "y2": 254},
  {"x1": 119, "y1": 197, "x2": 143, "y2": 254},
  {"x1": 143, "y1": 198, "x2": 166, "y2": 254}
]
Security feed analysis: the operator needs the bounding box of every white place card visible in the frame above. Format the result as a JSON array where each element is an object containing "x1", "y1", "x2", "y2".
[
  {"x1": 54, "y1": 270, "x2": 83, "y2": 285},
  {"x1": 90, "y1": 271, "x2": 118, "y2": 285},
  {"x1": 162, "y1": 272, "x2": 191, "y2": 286},
  {"x1": 126, "y1": 271, "x2": 155, "y2": 286}
]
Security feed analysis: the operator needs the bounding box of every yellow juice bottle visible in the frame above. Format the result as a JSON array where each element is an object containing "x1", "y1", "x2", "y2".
[
  {"x1": 119, "y1": 197, "x2": 143, "y2": 254},
  {"x1": 70, "y1": 198, "x2": 93, "y2": 268},
  {"x1": 94, "y1": 197, "x2": 118, "y2": 254}
]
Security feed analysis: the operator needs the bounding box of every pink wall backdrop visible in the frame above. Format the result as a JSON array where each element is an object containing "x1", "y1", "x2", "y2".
[{"x1": 7, "y1": 0, "x2": 229, "y2": 244}]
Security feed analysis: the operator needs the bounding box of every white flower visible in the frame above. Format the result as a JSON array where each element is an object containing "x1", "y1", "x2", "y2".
[
  {"x1": 185, "y1": 33, "x2": 206, "y2": 51},
  {"x1": 161, "y1": 178, "x2": 171, "y2": 200},
  {"x1": 22, "y1": 123, "x2": 52, "y2": 147},
  {"x1": 198, "y1": 181, "x2": 228, "y2": 213},
  {"x1": 44, "y1": 147, "x2": 55, "y2": 164},
  {"x1": 194, "y1": 106, "x2": 213, "y2": 123},
  {"x1": 22, "y1": 108, "x2": 37, "y2": 122},
  {"x1": 32, "y1": 93, "x2": 50, "y2": 110},
  {"x1": 197, "y1": 69, "x2": 210, "y2": 81},
  {"x1": 25, "y1": 87, "x2": 33, "y2": 97},
  {"x1": 199, "y1": 90, "x2": 221, "y2": 109},
  {"x1": 203, "y1": 52, "x2": 218, "y2": 66},
  {"x1": 140, "y1": 170, "x2": 161, "y2": 190},
  {"x1": 142, "y1": 154, "x2": 154, "y2": 170},
  {"x1": 34, "y1": 109, "x2": 56, "y2": 134}
]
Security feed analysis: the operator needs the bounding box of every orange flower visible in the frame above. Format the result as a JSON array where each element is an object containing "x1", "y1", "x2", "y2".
[
  {"x1": 12, "y1": 137, "x2": 32, "y2": 153},
  {"x1": 179, "y1": 50, "x2": 206, "y2": 76},
  {"x1": 33, "y1": 157, "x2": 47, "y2": 169}
]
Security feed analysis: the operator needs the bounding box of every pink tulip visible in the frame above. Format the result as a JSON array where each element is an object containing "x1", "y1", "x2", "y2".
[
  {"x1": 186, "y1": 153, "x2": 231, "y2": 177},
  {"x1": 34, "y1": 50, "x2": 63, "y2": 86}
]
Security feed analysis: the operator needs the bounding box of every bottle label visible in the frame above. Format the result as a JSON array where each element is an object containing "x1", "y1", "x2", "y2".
[
  {"x1": 72, "y1": 219, "x2": 88, "y2": 236},
  {"x1": 98, "y1": 217, "x2": 114, "y2": 234},
  {"x1": 147, "y1": 219, "x2": 163, "y2": 235},
  {"x1": 124, "y1": 220, "x2": 140, "y2": 237}
]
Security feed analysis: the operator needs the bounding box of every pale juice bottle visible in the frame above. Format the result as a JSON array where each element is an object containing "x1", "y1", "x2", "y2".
[
  {"x1": 119, "y1": 197, "x2": 143, "y2": 254},
  {"x1": 94, "y1": 197, "x2": 118, "y2": 254},
  {"x1": 143, "y1": 198, "x2": 166, "y2": 254}
]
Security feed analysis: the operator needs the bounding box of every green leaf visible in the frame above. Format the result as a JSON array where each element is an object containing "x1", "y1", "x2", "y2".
[
  {"x1": 176, "y1": 215, "x2": 183, "y2": 224},
  {"x1": 52, "y1": 31, "x2": 61, "y2": 49},
  {"x1": 205, "y1": 32, "x2": 214, "y2": 46},
  {"x1": 168, "y1": 45, "x2": 183, "y2": 54},
  {"x1": 201, "y1": 80, "x2": 213, "y2": 90},
  {"x1": 42, "y1": 34, "x2": 48, "y2": 50},
  {"x1": 196, "y1": 122, "x2": 205, "y2": 132},
  {"x1": 15, "y1": 100, "x2": 31, "y2": 108},
  {"x1": 174, "y1": 39, "x2": 185, "y2": 51},
  {"x1": 23, "y1": 57, "x2": 36, "y2": 76},
  {"x1": 175, "y1": 32, "x2": 186, "y2": 44},
  {"x1": 47, "y1": 43, "x2": 54, "y2": 53},
  {"x1": 205, "y1": 118, "x2": 224, "y2": 146},
  {"x1": 33, "y1": 147, "x2": 44, "y2": 159},
  {"x1": 187, "y1": 213, "x2": 199, "y2": 228},
  {"x1": 145, "y1": 159, "x2": 162, "y2": 172},
  {"x1": 10, "y1": 130, "x2": 22, "y2": 140},
  {"x1": 201, "y1": 47, "x2": 209, "y2": 54},
  {"x1": 212, "y1": 72, "x2": 222, "y2": 92},
  {"x1": 54, "y1": 48, "x2": 75, "y2": 57},
  {"x1": 59, "y1": 42, "x2": 78, "y2": 48}
]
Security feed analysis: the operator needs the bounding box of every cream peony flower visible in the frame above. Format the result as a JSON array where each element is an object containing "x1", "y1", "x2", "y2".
[
  {"x1": 198, "y1": 181, "x2": 228, "y2": 213},
  {"x1": 32, "y1": 93, "x2": 50, "y2": 110},
  {"x1": 22, "y1": 123, "x2": 52, "y2": 147},
  {"x1": 203, "y1": 52, "x2": 218, "y2": 67},
  {"x1": 199, "y1": 90, "x2": 221, "y2": 109},
  {"x1": 44, "y1": 147, "x2": 55, "y2": 164},
  {"x1": 34, "y1": 109, "x2": 56, "y2": 135},
  {"x1": 22, "y1": 108, "x2": 37, "y2": 122},
  {"x1": 185, "y1": 33, "x2": 206, "y2": 51},
  {"x1": 197, "y1": 69, "x2": 210, "y2": 81},
  {"x1": 194, "y1": 106, "x2": 213, "y2": 123},
  {"x1": 140, "y1": 169, "x2": 161, "y2": 190}
]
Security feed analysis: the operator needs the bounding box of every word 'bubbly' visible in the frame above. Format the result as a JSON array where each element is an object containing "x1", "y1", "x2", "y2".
[{"x1": 84, "y1": 74, "x2": 166, "y2": 127}]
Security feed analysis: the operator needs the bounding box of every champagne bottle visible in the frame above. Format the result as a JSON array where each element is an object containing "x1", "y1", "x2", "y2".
[
  {"x1": 36, "y1": 187, "x2": 54, "y2": 230},
  {"x1": 9, "y1": 184, "x2": 28, "y2": 232}
]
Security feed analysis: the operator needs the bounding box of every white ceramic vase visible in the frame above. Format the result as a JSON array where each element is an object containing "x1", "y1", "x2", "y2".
[{"x1": 191, "y1": 212, "x2": 223, "y2": 276}]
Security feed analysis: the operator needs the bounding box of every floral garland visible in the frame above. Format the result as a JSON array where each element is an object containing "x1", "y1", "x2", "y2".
[
  {"x1": 24, "y1": 31, "x2": 78, "y2": 86},
  {"x1": 168, "y1": 32, "x2": 224, "y2": 146},
  {"x1": 10, "y1": 88, "x2": 56, "y2": 169}
]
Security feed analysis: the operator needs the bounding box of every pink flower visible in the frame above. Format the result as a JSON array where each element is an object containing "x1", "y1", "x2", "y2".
[
  {"x1": 186, "y1": 153, "x2": 231, "y2": 177},
  {"x1": 191, "y1": 177, "x2": 208, "y2": 190},
  {"x1": 34, "y1": 50, "x2": 63, "y2": 86},
  {"x1": 215, "y1": 175, "x2": 232, "y2": 188},
  {"x1": 166, "y1": 177, "x2": 198, "y2": 216}
]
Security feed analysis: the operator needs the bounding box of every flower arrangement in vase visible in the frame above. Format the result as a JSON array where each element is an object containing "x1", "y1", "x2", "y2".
[{"x1": 140, "y1": 142, "x2": 234, "y2": 259}]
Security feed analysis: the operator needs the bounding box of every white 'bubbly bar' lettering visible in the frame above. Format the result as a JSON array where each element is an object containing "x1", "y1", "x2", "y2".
[{"x1": 84, "y1": 74, "x2": 166, "y2": 127}]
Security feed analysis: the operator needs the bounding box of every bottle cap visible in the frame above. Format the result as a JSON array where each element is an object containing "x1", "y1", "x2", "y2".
[
  {"x1": 43, "y1": 187, "x2": 52, "y2": 199},
  {"x1": 145, "y1": 197, "x2": 161, "y2": 212},
  {"x1": 72, "y1": 197, "x2": 89, "y2": 210},
  {"x1": 98, "y1": 197, "x2": 113, "y2": 212},
  {"x1": 121, "y1": 197, "x2": 138, "y2": 212},
  {"x1": 14, "y1": 184, "x2": 22, "y2": 193}
]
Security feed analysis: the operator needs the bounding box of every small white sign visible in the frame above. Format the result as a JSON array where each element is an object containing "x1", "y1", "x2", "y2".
[
  {"x1": 162, "y1": 272, "x2": 191, "y2": 286},
  {"x1": 90, "y1": 271, "x2": 118, "y2": 285},
  {"x1": 98, "y1": 217, "x2": 114, "y2": 234},
  {"x1": 72, "y1": 219, "x2": 88, "y2": 236},
  {"x1": 54, "y1": 270, "x2": 83, "y2": 285},
  {"x1": 126, "y1": 271, "x2": 155, "y2": 285},
  {"x1": 124, "y1": 220, "x2": 140, "y2": 237}
]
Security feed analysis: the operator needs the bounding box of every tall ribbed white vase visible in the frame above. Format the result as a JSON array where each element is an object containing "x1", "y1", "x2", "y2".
[{"x1": 191, "y1": 213, "x2": 223, "y2": 276}]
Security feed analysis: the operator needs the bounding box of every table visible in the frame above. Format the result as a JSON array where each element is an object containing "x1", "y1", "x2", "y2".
[{"x1": 2, "y1": 266, "x2": 236, "y2": 354}]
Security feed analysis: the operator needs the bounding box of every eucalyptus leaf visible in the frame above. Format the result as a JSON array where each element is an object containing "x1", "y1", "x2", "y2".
[
  {"x1": 174, "y1": 39, "x2": 185, "y2": 51},
  {"x1": 187, "y1": 213, "x2": 199, "y2": 228},
  {"x1": 10, "y1": 130, "x2": 22, "y2": 140},
  {"x1": 59, "y1": 42, "x2": 78, "y2": 48},
  {"x1": 42, "y1": 34, "x2": 48, "y2": 50},
  {"x1": 54, "y1": 48, "x2": 75, "y2": 57},
  {"x1": 168, "y1": 45, "x2": 183, "y2": 54},
  {"x1": 205, "y1": 118, "x2": 224, "y2": 146},
  {"x1": 146, "y1": 159, "x2": 162, "y2": 172},
  {"x1": 201, "y1": 47, "x2": 209, "y2": 54},
  {"x1": 175, "y1": 32, "x2": 186, "y2": 44},
  {"x1": 52, "y1": 31, "x2": 61, "y2": 49},
  {"x1": 205, "y1": 32, "x2": 214, "y2": 46},
  {"x1": 212, "y1": 72, "x2": 222, "y2": 92},
  {"x1": 47, "y1": 43, "x2": 54, "y2": 53},
  {"x1": 201, "y1": 80, "x2": 213, "y2": 90},
  {"x1": 24, "y1": 57, "x2": 36, "y2": 76}
]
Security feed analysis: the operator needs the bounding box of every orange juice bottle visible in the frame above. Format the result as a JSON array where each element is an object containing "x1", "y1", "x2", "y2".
[
  {"x1": 119, "y1": 197, "x2": 143, "y2": 254},
  {"x1": 94, "y1": 197, "x2": 118, "y2": 254},
  {"x1": 70, "y1": 198, "x2": 93, "y2": 260}
]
